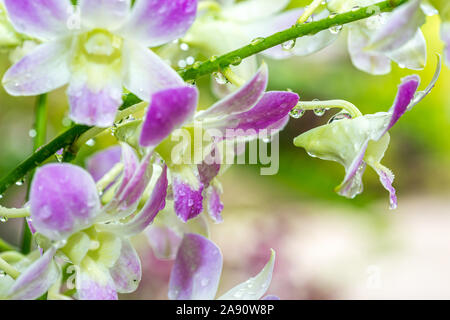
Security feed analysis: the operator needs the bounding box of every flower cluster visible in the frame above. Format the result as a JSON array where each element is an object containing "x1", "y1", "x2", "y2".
[{"x1": 0, "y1": 0, "x2": 445, "y2": 300}]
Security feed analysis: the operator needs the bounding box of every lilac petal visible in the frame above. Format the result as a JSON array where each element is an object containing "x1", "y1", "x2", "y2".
[
  {"x1": 387, "y1": 31, "x2": 427, "y2": 70},
  {"x1": 368, "y1": 0, "x2": 425, "y2": 53},
  {"x1": 140, "y1": 86, "x2": 198, "y2": 148},
  {"x1": 79, "y1": 0, "x2": 131, "y2": 30},
  {"x1": 196, "y1": 64, "x2": 268, "y2": 120},
  {"x1": 122, "y1": 41, "x2": 185, "y2": 102},
  {"x1": 113, "y1": 143, "x2": 140, "y2": 201},
  {"x1": 262, "y1": 295, "x2": 280, "y2": 300},
  {"x1": 118, "y1": 0, "x2": 198, "y2": 47},
  {"x1": 4, "y1": 0, "x2": 71, "y2": 40},
  {"x1": 218, "y1": 249, "x2": 275, "y2": 300},
  {"x1": 77, "y1": 259, "x2": 118, "y2": 300},
  {"x1": 348, "y1": 26, "x2": 391, "y2": 75},
  {"x1": 109, "y1": 240, "x2": 142, "y2": 294},
  {"x1": 146, "y1": 225, "x2": 183, "y2": 260},
  {"x1": 2, "y1": 39, "x2": 71, "y2": 96},
  {"x1": 30, "y1": 164, "x2": 101, "y2": 241},
  {"x1": 86, "y1": 146, "x2": 122, "y2": 182},
  {"x1": 8, "y1": 247, "x2": 59, "y2": 300},
  {"x1": 372, "y1": 163, "x2": 397, "y2": 210},
  {"x1": 173, "y1": 171, "x2": 204, "y2": 223},
  {"x1": 100, "y1": 166, "x2": 168, "y2": 236},
  {"x1": 206, "y1": 185, "x2": 224, "y2": 224},
  {"x1": 68, "y1": 76, "x2": 123, "y2": 127},
  {"x1": 215, "y1": 91, "x2": 299, "y2": 137},
  {"x1": 169, "y1": 234, "x2": 223, "y2": 300}
]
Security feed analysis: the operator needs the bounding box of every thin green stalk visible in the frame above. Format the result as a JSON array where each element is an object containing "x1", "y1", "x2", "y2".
[
  {"x1": 0, "y1": 238, "x2": 17, "y2": 252},
  {"x1": 0, "y1": 0, "x2": 410, "y2": 196}
]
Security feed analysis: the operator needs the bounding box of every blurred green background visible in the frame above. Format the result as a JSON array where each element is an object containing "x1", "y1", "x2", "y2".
[{"x1": 0, "y1": 10, "x2": 449, "y2": 299}]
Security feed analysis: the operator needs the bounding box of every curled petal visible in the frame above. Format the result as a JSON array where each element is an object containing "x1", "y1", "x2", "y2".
[
  {"x1": 122, "y1": 41, "x2": 185, "y2": 102},
  {"x1": 119, "y1": 0, "x2": 198, "y2": 47},
  {"x1": 79, "y1": 0, "x2": 131, "y2": 30},
  {"x1": 140, "y1": 86, "x2": 199, "y2": 148},
  {"x1": 387, "y1": 31, "x2": 427, "y2": 70},
  {"x1": 4, "y1": 0, "x2": 71, "y2": 40},
  {"x1": 169, "y1": 234, "x2": 223, "y2": 300},
  {"x1": 86, "y1": 145, "x2": 122, "y2": 182},
  {"x1": 3, "y1": 39, "x2": 71, "y2": 96},
  {"x1": 218, "y1": 249, "x2": 275, "y2": 300},
  {"x1": 77, "y1": 258, "x2": 118, "y2": 300},
  {"x1": 109, "y1": 240, "x2": 142, "y2": 294},
  {"x1": 373, "y1": 163, "x2": 397, "y2": 210},
  {"x1": 30, "y1": 164, "x2": 101, "y2": 241},
  {"x1": 196, "y1": 64, "x2": 268, "y2": 120},
  {"x1": 8, "y1": 247, "x2": 59, "y2": 300}
]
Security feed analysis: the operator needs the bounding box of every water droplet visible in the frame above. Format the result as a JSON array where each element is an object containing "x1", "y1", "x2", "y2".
[
  {"x1": 328, "y1": 112, "x2": 352, "y2": 124},
  {"x1": 329, "y1": 25, "x2": 343, "y2": 34},
  {"x1": 314, "y1": 108, "x2": 326, "y2": 116},
  {"x1": 282, "y1": 39, "x2": 296, "y2": 51},
  {"x1": 329, "y1": 12, "x2": 337, "y2": 19},
  {"x1": 15, "y1": 178, "x2": 25, "y2": 186},
  {"x1": 86, "y1": 139, "x2": 95, "y2": 147},
  {"x1": 0, "y1": 216, "x2": 8, "y2": 223},
  {"x1": 251, "y1": 37, "x2": 265, "y2": 46},
  {"x1": 210, "y1": 55, "x2": 218, "y2": 62},
  {"x1": 28, "y1": 129, "x2": 37, "y2": 138},
  {"x1": 0, "y1": 271, "x2": 6, "y2": 277},
  {"x1": 290, "y1": 108, "x2": 305, "y2": 119},
  {"x1": 0, "y1": 194, "x2": 3, "y2": 199},
  {"x1": 179, "y1": 43, "x2": 189, "y2": 51},
  {"x1": 262, "y1": 137, "x2": 271, "y2": 143},
  {"x1": 351, "y1": 6, "x2": 360, "y2": 12},
  {"x1": 230, "y1": 56, "x2": 242, "y2": 66},
  {"x1": 186, "y1": 56, "x2": 195, "y2": 65},
  {"x1": 213, "y1": 72, "x2": 228, "y2": 85},
  {"x1": 177, "y1": 59, "x2": 187, "y2": 68},
  {"x1": 193, "y1": 61, "x2": 201, "y2": 69}
]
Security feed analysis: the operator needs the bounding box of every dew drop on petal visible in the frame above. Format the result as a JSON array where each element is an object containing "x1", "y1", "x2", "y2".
[
  {"x1": 213, "y1": 72, "x2": 228, "y2": 85},
  {"x1": 314, "y1": 108, "x2": 326, "y2": 116},
  {"x1": 328, "y1": 112, "x2": 352, "y2": 124},
  {"x1": 329, "y1": 25, "x2": 343, "y2": 34}
]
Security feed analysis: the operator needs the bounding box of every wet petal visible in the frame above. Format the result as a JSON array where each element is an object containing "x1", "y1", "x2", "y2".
[
  {"x1": 2, "y1": 39, "x2": 71, "y2": 96},
  {"x1": 79, "y1": 0, "x2": 131, "y2": 30},
  {"x1": 218, "y1": 249, "x2": 275, "y2": 300},
  {"x1": 372, "y1": 163, "x2": 397, "y2": 210},
  {"x1": 196, "y1": 64, "x2": 268, "y2": 120},
  {"x1": 221, "y1": 0, "x2": 289, "y2": 22},
  {"x1": 68, "y1": 74, "x2": 123, "y2": 127},
  {"x1": 77, "y1": 258, "x2": 118, "y2": 300},
  {"x1": 368, "y1": 0, "x2": 425, "y2": 53},
  {"x1": 109, "y1": 240, "x2": 142, "y2": 294},
  {"x1": 30, "y1": 164, "x2": 101, "y2": 241},
  {"x1": 206, "y1": 185, "x2": 224, "y2": 223},
  {"x1": 122, "y1": 41, "x2": 185, "y2": 102},
  {"x1": 172, "y1": 167, "x2": 204, "y2": 222},
  {"x1": 387, "y1": 31, "x2": 426, "y2": 70},
  {"x1": 8, "y1": 247, "x2": 59, "y2": 300},
  {"x1": 169, "y1": 234, "x2": 222, "y2": 300},
  {"x1": 140, "y1": 86, "x2": 198, "y2": 148},
  {"x1": 119, "y1": 0, "x2": 198, "y2": 47},
  {"x1": 86, "y1": 145, "x2": 122, "y2": 182},
  {"x1": 4, "y1": 0, "x2": 71, "y2": 40}
]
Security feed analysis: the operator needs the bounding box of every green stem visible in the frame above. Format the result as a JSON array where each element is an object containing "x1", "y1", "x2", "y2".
[
  {"x1": 297, "y1": 100, "x2": 363, "y2": 118},
  {"x1": 0, "y1": 0, "x2": 409, "y2": 196},
  {"x1": 179, "y1": 0, "x2": 409, "y2": 80},
  {"x1": 0, "y1": 238, "x2": 17, "y2": 252},
  {"x1": 0, "y1": 256, "x2": 20, "y2": 279}
]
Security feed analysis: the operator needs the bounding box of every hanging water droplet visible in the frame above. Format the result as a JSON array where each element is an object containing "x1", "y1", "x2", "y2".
[
  {"x1": 289, "y1": 108, "x2": 305, "y2": 119},
  {"x1": 351, "y1": 6, "x2": 360, "y2": 12},
  {"x1": 15, "y1": 178, "x2": 25, "y2": 186},
  {"x1": 179, "y1": 43, "x2": 189, "y2": 51},
  {"x1": 328, "y1": 112, "x2": 352, "y2": 124},
  {"x1": 329, "y1": 12, "x2": 337, "y2": 19},
  {"x1": 0, "y1": 270, "x2": 6, "y2": 277},
  {"x1": 210, "y1": 55, "x2": 218, "y2": 62},
  {"x1": 28, "y1": 129, "x2": 37, "y2": 138},
  {"x1": 0, "y1": 216, "x2": 8, "y2": 223},
  {"x1": 213, "y1": 72, "x2": 228, "y2": 85},
  {"x1": 251, "y1": 37, "x2": 265, "y2": 46},
  {"x1": 314, "y1": 108, "x2": 326, "y2": 116},
  {"x1": 230, "y1": 56, "x2": 242, "y2": 66},
  {"x1": 329, "y1": 25, "x2": 343, "y2": 34},
  {"x1": 282, "y1": 39, "x2": 296, "y2": 51},
  {"x1": 86, "y1": 139, "x2": 95, "y2": 147},
  {"x1": 262, "y1": 136, "x2": 271, "y2": 143}
]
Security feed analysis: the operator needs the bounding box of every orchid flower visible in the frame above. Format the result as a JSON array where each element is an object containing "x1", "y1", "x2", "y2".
[
  {"x1": 174, "y1": 0, "x2": 336, "y2": 91},
  {"x1": 2, "y1": 0, "x2": 198, "y2": 127},
  {"x1": 137, "y1": 64, "x2": 299, "y2": 223},
  {"x1": 5, "y1": 144, "x2": 168, "y2": 300},
  {"x1": 293, "y1": 60, "x2": 440, "y2": 209},
  {"x1": 168, "y1": 233, "x2": 278, "y2": 300},
  {"x1": 327, "y1": 0, "x2": 430, "y2": 75}
]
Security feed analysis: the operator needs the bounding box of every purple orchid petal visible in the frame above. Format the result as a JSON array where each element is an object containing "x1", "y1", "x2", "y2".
[
  {"x1": 368, "y1": 0, "x2": 425, "y2": 53},
  {"x1": 262, "y1": 295, "x2": 280, "y2": 300},
  {"x1": 169, "y1": 234, "x2": 223, "y2": 300},
  {"x1": 118, "y1": 0, "x2": 198, "y2": 47},
  {"x1": 4, "y1": 0, "x2": 71, "y2": 40},
  {"x1": 100, "y1": 165, "x2": 168, "y2": 236},
  {"x1": 68, "y1": 76, "x2": 123, "y2": 127},
  {"x1": 146, "y1": 225, "x2": 183, "y2": 260},
  {"x1": 218, "y1": 249, "x2": 275, "y2": 300},
  {"x1": 216, "y1": 91, "x2": 299, "y2": 137},
  {"x1": 86, "y1": 145, "x2": 122, "y2": 182},
  {"x1": 348, "y1": 26, "x2": 392, "y2": 75},
  {"x1": 173, "y1": 172, "x2": 204, "y2": 223},
  {"x1": 30, "y1": 164, "x2": 101, "y2": 241},
  {"x1": 372, "y1": 163, "x2": 397, "y2": 210},
  {"x1": 198, "y1": 154, "x2": 221, "y2": 187},
  {"x1": 77, "y1": 259, "x2": 118, "y2": 300},
  {"x1": 2, "y1": 39, "x2": 72, "y2": 96},
  {"x1": 140, "y1": 86, "x2": 198, "y2": 148},
  {"x1": 79, "y1": 0, "x2": 131, "y2": 30},
  {"x1": 196, "y1": 64, "x2": 268, "y2": 120},
  {"x1": 109, "y1": 240, "x2": 142, "y2": 294},
  {"x1": 122, "y1": 40, "x2": 185, "y2": 102},
  {"x1": 8, "y1": 247, "x2": 59, "y2": 300},
  {"x1": 206, "y1": 185, "x2": 224, "y2": 224}
]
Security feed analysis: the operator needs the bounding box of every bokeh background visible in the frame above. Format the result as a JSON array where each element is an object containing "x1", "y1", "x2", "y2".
[{"x1": 0, "y1": 8, "x2": 449, "y2": 299}]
